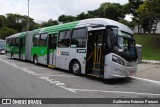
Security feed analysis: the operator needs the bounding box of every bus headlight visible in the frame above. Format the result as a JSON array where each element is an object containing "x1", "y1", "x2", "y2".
[{"x1": 112, "y1": 55, "x2": 125, "y2": 66}]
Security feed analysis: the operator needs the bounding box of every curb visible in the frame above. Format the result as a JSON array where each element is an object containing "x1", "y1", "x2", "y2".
[{"x1": 141, "y1": 60, "x2": 160, "y2": 65}]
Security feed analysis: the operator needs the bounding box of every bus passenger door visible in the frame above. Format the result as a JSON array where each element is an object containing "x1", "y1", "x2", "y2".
[
  {"x1": 86, "y1": 30, "x2": 105, "y2": 78},
  {"x1": 47, "y1": 34, "x2": 57, "y2": 67}
]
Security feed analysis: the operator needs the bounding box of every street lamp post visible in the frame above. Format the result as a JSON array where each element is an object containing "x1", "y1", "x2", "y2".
[{"x1": 27, "y1": 0, "x2": 30, "y2": 31}]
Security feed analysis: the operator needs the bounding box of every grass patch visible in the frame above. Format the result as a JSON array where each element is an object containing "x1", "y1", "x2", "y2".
[{"x1": 135, "y1": 34, "x2": 160, "y2": 60}]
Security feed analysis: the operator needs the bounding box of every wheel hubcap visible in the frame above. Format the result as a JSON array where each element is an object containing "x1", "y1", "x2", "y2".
[
  {"x1": 34, "y1": 57, "x2": 37, "y2": 63},
  {"x1": 73, "y1": 64, "x2": 79, "y2": 72}
]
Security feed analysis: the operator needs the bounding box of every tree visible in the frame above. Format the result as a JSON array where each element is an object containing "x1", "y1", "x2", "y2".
[
  {"x1": 41, "y1": 19, "x2": 59, "y2": 27},
  {"x1": 5, "y1": 13, "x2": 39, "y2": 32},
  {"x1": 103, "y1": 3, "x2": 125, "y2": 21},
  {"x1": 0, "y1": 15, "x2": 6, "y2": 28},
  {"x1": 119, "y1": 19, "x2": 136, "y2": 28},
  {"x1": 128, "y1": 0, "x2": 144, "y2": 33},
  {"x1": 58, "y1": 15, "x2": 76, "y2": 23},
  {"x1": 0, "y1": 26, "x2": 18, "y2": 39},
  {"x1": 137, "y1": 0, "x2": 160, "y2": 33},
  {"x1": 92, "y1": 2, "x2": 125, "y2": 21}
]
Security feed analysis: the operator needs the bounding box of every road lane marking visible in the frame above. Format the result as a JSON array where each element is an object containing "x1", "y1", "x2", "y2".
[
  {"x1": 24, "y1": 67, "x2": 47, "y2": 69},
  {"x1": 59, "y1": 86, "x2": 76, "y2": 93},
  {"x1": 33, "y1": 74, "x2": 77, "y2": 77},
  {"x1": 1, "y1": 58, "x2": 160, "y2": 96},
  {"x1": 130, "y1": 76, "x2": 160, "y2": 86},
  {"x1": 12, "y1": 63, "x2": 28, "y2": 64},
  {"x1": 71, "y1": 88, "x2": 160, "y2": 96},
  {"x1": 0, "y1": 58, "x2": 76, "y2": 93}
]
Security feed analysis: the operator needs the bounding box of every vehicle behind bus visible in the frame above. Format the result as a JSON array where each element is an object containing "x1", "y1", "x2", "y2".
[
  {"x1": 5, "y1": 33, "x2": 26, "y2": 59},
  {"x1": 0, "y1": 39, "x2": 5, "y2": 54}
]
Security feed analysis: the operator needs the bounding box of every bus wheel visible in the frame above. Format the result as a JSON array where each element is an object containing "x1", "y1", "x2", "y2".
[
  {"x1": 33, "y1": 55, "x2": 38, "y2": 64},
  {"x1": 71, "y1": 61, "x2": 81, "y2": 75}
]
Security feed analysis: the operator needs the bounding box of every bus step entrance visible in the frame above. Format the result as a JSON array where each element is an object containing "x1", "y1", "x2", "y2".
[
  {"x1": 88, "y1": 46, "x2": 102, "y2": 77},
  {"x1": 90, "y1": 68, "x2": 100, "y2": 77},
  {"x1": 48, "y1": 65, "x2": 55, "y2": 68}
]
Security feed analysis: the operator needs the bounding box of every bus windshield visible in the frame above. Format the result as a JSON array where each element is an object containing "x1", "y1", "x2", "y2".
[{"x1": 114, "y1": 31, "x2": 137, "y2": 56}]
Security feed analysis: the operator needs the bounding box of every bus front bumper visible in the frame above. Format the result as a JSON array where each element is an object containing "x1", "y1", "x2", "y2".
[
  {"x1": 103, "y1": 53, "x2": 138, "y2": 79},
  {"x1": 110, "y1": 61, "x2": 137, "y2": 78}
]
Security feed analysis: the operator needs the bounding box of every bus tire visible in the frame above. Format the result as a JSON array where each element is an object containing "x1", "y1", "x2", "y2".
[
  {"x1": 71, "y1": 60, "x2": 81, "y2": 75},
  {"x1": 33, "y1": 55, "x2": 38, "y2": 64}
]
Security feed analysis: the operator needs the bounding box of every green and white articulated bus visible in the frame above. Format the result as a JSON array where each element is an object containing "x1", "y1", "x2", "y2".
[
  {"x1": 5, "y1": 32, "x2": 26, "y2": 59},
  {"x1": 5, "y1": 18, "x2": 138, "y2": 79}
]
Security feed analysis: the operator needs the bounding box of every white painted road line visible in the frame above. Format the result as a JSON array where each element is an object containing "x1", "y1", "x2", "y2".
[
  {"x1": 24, "y1": 67, "x2": 47, "y2": 69},
  {"x1": 130, "y1": 76, "x2": 160, "y2": 86},
  {"x1": 59, "y1": 86, "x2": 76, "y2": 93},
  {"x1": 33, "y1": 74, "x2": 77, "y2": 77},
  {"x1": 1, "y1": 58, "x2": 160, "y2": 96},
  {"x1": 12, "y1": 63, "x2": 27, "y2": 64},
  {"x1": 0, "y1": 58, "x2": 76, "y2": 93},
  {"x1": 71, "y1": 88, "x2": 160, "y2": 96}
]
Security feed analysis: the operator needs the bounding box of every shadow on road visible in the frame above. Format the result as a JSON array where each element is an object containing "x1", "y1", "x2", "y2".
[{"x1": 103, "y1": 77, "x2": 133, "y2": 85}]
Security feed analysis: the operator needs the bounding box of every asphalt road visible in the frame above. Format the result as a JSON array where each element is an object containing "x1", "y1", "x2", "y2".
[{"x1": 0, "y1": 55, "x2": 160, "y2": 107}]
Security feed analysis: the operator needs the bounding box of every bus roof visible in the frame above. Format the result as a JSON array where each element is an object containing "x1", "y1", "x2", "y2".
[
  {"x1": 6, "y1": 32, "x2": 26, "y2": 39},
  {"x1": 6, "y1": 18, "x2": 133, "y2": 39},
  {"x1": 33, "y1": 18, "x2": 133, "y2": 35},
  {"x1": 0, "y1": 39, "x2": 5, "y2": 42}
]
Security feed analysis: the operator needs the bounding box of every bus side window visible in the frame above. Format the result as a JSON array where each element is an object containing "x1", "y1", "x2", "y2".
[
  {"x1": 7, "y1": 38, "x2": 13, "y2": 46},
  {"x1": 58, "y1": 30, "x2": 71, "y2": 48},
  {"x1": 71, "y1": 28, "x2": 87, "y2": 48},
  {"x1": 50, "y1": 34, "x2": 57, "y2": 49},
  {"x1": 33, "y1": 34, "x2": 40, "y2": 46},
  {"x1": 15, "y1": 38, "x2": 19, "y2": 46},
  {"x1": 8, "y1": 38, "x2": 12, "y2": 46},
  {"x1": 39, "y1": 34, "x2": 48, "y2": 47},
  {"x1": 12, "y1": 38, "x2": 16, "y2": 46},
  {"x1": 6, "y1": 39, "x2": 9, "y2": 45}
]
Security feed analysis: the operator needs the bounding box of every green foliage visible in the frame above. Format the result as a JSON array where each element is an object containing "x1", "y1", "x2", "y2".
[
  {"x1": 0, "y1": 15, "x2": 6, "y2": 28},
  {"x1": 119, "y1": 19, "x2": 136, "y2": 28},
  {"x1": 128, "y1": 0, "x2": 144, "y2": 22},
  {"x1": 5, "y1": 13, "x2": 38, "y2": 32},
  {"x1": 102, "y1": 3, "x2": 125, "y2": 21},
  {"x1": 0, "y1": 13, "x2": 40, "y2": 39},
  {"x1": 0, "y1": 26, "x2": 18, "y2": 39},
  {"x1": 137, "y1": 0, "x2": 160, "y2": 33},
  {"x1": 135, "y1": 34, "x2": 160, "y2": 60},
  {"x1": 58, "y1": 15, "x2": 77, "y2": 23},
  {"x1": 58, "y1": 2, "x2": 127, "y2": 23},
  {"x1": 77, "y1": 12, "x2": 94, "y2": 20},
  {"x1": 41, "y1": 19, "x2": 59, "y2": 27}
]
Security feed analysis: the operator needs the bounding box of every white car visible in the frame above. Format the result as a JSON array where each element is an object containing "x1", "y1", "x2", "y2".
[{"x1": 0, "y1": 46, "x2": 5, "y2": 54}]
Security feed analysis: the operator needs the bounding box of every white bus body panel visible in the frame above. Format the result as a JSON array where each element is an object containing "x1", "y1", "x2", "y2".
[
  {"x1": 56, "y1": 48, "x2": 70, "y2": 70},
  {"x1": 25, "y1": 31, "x2": 33, "y2": 61},
  {"x1": 49, "y1": 50, "x2": 56, "y2": 66},
  {"x1": 69, "y1": 48, "x2": 86, "y2": 74},
  {"x1": 38, "y1": 55, "x2": 47, "y2": 65},
  {"x1": 55, "y1": 47, "x2": 86, "y2": 74}
]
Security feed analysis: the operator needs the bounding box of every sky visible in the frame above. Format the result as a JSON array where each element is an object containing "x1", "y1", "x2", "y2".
[{"x1": 0, "y1": 0, "x2": 130, "y2": 22}]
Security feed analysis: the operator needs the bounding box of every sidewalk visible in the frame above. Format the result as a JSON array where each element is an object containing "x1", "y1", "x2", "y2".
[
  {"x1": 142, "y1": 60, "x2": 160, "y2": 65},
  {"x1": 136, "y1": 63, "x2": 160, "y2": 81}
]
